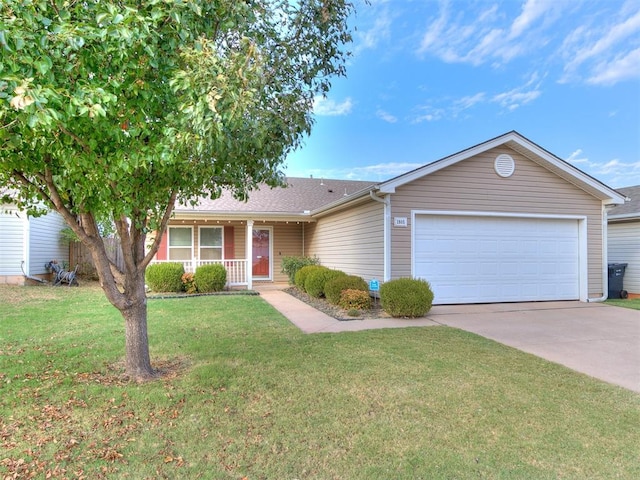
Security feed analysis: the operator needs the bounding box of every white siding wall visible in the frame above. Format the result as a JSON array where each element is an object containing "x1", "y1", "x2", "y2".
[
  {"x1": 0, "y1": 204, "x2": 26, "y2": 276},
  {"x1": 29, "y1": 211, "x2": 69, "y2": 275},
  {"x1": 608, "y1": 221, "x2": 640, "y2": 295}
]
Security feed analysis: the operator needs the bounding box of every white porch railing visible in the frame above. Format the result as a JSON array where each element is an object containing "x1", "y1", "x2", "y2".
[{"x1": 150, "y1": 259, "x2": 248, "y2": 287}]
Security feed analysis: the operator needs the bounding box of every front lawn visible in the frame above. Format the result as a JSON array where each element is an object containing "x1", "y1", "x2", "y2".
[{"x1": 1, "y1": 284, "x2": 639, "y2": 479}]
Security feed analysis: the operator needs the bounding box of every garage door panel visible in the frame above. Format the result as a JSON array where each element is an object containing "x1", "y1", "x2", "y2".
[{"x1": 414, "y1": 215, "x2": 580, "y2": 304}]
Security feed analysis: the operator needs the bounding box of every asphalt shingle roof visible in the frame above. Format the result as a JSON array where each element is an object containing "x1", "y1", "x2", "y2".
[
  {"x1": 174, "y1": 177, "x2": 377, "y2": 214},
  {"x1": 609, "y1": 185, "x2": 640, "y2": 217}
]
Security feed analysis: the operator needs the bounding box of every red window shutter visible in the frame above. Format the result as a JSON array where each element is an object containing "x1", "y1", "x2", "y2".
[
  {"x1": 224, "y1": 226, "x2": 234, "y2": 259},
  {"x1": 156, "y1": 230, "x2": 168, "y2": 260}
]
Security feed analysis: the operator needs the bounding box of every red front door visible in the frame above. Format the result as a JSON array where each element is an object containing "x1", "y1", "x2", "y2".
[{"x1": 252, "y1": 228, "x2": 270, "y2": 277}]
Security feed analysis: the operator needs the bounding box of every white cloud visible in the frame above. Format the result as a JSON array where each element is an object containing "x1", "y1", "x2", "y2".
[
  {"x1": 411, "y1": 105, "x2": 445, "y2": 124},
  {"x1": 566, "y1": 150, "x2": 640, "y2": 188},
  {"x1": 376, "y1": 109, "x2": 398, "y2": 123},
  {"x1": 416, "y1": 0, "x2": 565, "y2": 67},
  {"x1": 354, "y1": 7, "x2": 393, "y2": 55},
  {"x1": 296, "y1": 162, "x2": 425, "y2": 182},
  {"x1": 586, "y1": 47, "x2": 640, "y2": 86},
  {"x1": 313, "y1": 96, "x2": 353, "y2": 116},
  {"x1": 566, "y1": 149, "x2": 588, "y2": 164},
  {"x1": 509, "y1": 0, "x2": 553, "y2": 39},
  {"x1": 560, "y1": 4, "x2": 640, "y2": 85},
  {"x1": 454, "y1": 92, "x2": 486, "y2": 111},
  {"x1": 492, "y1": 72, "x2": 542, "y2": 110}
]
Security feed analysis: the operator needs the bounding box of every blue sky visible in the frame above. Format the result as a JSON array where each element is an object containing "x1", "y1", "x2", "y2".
[{"x1": 284, "y1": 0, "x2": 640, "y2": 189}]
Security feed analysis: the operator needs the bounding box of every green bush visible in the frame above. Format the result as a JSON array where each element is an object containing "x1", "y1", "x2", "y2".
[
  {"x1": 339, "y1": 289, "x2": 371, "y2": 310},
  {"x1": 281, "y1": 255, "x2": 320, "y2": 284},
  {"x1": 194, "y1": 263, "x2": 227, "y2": 293},
  {"x1": 325, "y1": 275, "x2": 369, "y2": 305},
  {"x1": 305, "y1": 268, "x2": 346, "y2": 298},
  {"x1": 380, "y1": 278, "x2": 434, "y2": 318},
  {"x1": 145, "y1": 263, "x2": 185, "y2": 293},
  {"x1": 295, "y1": 265, "x2": 326, "y2": 292}
]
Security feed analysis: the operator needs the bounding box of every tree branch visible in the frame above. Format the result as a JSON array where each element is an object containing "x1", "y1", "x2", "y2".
[
  {"x1": 139, "y1": 190, "x2": 178, "y2": 272},
  {"x1": 58, "y1": 124, "x2": 92, "y2": 153}
]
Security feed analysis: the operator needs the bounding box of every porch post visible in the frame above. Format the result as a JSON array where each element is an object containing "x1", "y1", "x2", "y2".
[{"x1": 246, "y1": 220, "x2": 254, "y2": 290}]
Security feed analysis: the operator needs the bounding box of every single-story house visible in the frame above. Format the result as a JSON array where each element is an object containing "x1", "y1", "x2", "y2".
[
  {"x1": 0, "y1": 199, "x2": 70, "y2": 285},
  {"x1": 153, "y1": 131, "x2": 626, "y2": 304},
  {"x1": 607, "y1": 185, "x2": 639, "y2": 297}
]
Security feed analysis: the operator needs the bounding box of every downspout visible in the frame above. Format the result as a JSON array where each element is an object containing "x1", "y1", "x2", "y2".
[
  {"x1": 369, "y1": 191, "x2": 391, "y2": 282},
  {"x1": 587, "y1": 204, "x2": 609, "y2": 302}
]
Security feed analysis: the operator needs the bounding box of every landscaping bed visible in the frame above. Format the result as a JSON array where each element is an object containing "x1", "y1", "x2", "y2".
[{"x1": 284, "y1": 286, "x2": 389, "y2": 320}]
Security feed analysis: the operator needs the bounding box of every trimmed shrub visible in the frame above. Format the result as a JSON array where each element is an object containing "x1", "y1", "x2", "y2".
[
  {"x1": 380, "y1": 278, "x2": 434, "y2": 318},
  {"x1": 281, "y1": 255, "x2": 320, "y2": 284},
  {"x1": 325, "y1": 275, "x2": 369, "y2": 305},
  {"x1": 339, "y1": 289, "x2": 371, "y2": 311},
  {"x1": 145, "y1": 263, "x2": 184, "y2": 293},
  {"x1": 295, "y1": 265, "x2": 326, "y2": 292},
  {"x1": 194, "y1": 264, "x2": 227, "y2": 293},
  {"x1": 305, "y1": 268, "x2": 346, "y2": 298}
]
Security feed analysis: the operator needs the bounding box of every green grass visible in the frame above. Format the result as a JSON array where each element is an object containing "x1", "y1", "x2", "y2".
[
  {"x1": 1, "y1": 284, "x2": 639, "y2": 479},
  {"x1": 606, "y1": 297, "x2": 640, "y2": 310}
]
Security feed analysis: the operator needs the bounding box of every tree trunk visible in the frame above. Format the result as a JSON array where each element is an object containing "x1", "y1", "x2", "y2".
[{"x1": 121, "y1": 298, "x2": 156, "y2": 381}]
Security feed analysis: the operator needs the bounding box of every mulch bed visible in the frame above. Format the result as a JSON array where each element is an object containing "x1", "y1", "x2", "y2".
[{"x1": 283, "y1": 287, "x2": 389, "y2": 321}]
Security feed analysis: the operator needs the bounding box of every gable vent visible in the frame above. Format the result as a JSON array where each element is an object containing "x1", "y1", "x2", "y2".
[{"x1": 494, "y1": 154, "x2": 515, "y2": 178}]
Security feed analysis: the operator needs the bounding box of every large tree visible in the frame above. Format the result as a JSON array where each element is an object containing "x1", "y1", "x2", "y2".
[{"x1": 0, "y1": 0, "x2": 353, "y2": 381}]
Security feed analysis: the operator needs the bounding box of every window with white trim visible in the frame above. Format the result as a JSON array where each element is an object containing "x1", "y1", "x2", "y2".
[
  {"x1": 199, "y1": 226, "x2": 223, "y2": 260},
  {"x1": 168, "y1": 227, "x2": 193, "y2": 261}
]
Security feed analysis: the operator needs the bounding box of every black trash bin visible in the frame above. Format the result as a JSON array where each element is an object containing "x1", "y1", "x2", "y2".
[{"x1": 608, "y1": 263, "x2": 628, "y2": 299}]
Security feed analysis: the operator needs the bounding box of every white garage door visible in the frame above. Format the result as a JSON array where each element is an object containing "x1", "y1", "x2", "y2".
[{"x1": 414, "y1": 215, "x2": 580, "y2": 304}]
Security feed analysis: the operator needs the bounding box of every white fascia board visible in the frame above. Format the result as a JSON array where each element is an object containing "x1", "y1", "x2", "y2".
[{"x1": 378, "y1": 132, "x2": 519, "y2": 193}]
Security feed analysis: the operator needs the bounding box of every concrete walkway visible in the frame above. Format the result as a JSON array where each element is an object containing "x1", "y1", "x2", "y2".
[{"x1": 257, "y1": 289, "x2": 640, "y2": 393}]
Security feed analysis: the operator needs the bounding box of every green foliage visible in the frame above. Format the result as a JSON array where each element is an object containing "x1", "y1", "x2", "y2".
[
  {"x1": 380, "y1": 278, "x2": 434, "y2": 318},
  {"x1": 338, "y1": 289, "x2": 371, "y2": 311},
  {"x1": 281, "y1": 255, "x2": 320, "y2": 284},
  {"x1": 0, "y1": 0, "x2": 354, "y2": 378},
  {"x1": 305, "y1": 268, "x2": 346, "y2": 298},
  {"x1": 294, "y1": 265, "x2": 326, "y2": 292},
  {"x1": 325, "y1": 275, "x2": 369, "y2": 305},
  {"x1": 59, "y1": 227, "x2": 79, "y2": 246},
  {"x1": 145, "y1": 263, "x2": 184, "y2": 293},
  {"x1": 194, "y1": 264, "x2": 227, "y2": 293}
]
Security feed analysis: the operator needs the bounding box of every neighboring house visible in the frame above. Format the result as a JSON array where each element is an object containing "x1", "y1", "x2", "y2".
[
  {"x1": 154, "y1": 131, "x2": 625, "y2": 304},
  {"x1": 0, "y1": 199, "x2": 69, "y2": 285},
  {"x1": 607, "y1": 185, "x2": 639, "y2": 297}
]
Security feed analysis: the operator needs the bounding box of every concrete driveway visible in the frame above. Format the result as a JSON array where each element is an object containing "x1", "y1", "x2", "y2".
[{"x1": 428, "y1": 301, "x2": 640, "y2": 393}]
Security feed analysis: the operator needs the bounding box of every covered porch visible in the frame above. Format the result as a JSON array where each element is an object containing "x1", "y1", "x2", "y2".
[{"x1": 151, "y1": 217, "x2": 309, "y2": 289}]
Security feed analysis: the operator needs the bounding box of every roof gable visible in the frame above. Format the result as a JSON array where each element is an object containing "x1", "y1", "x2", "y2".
[{"x1": 377, "y1": 131, "x2": 625, "y2": 205}]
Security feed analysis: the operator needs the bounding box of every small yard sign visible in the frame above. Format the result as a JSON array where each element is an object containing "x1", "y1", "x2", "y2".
[{"x1": 369, "y1": 279, "x2": 380, "y2": 291}]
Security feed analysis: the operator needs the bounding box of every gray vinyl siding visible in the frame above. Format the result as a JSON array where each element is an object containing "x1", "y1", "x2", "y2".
[
  {"x1": 390, "y1": 146, "x2": 605, "y2": 297},
  {"x1": 608, "y1": 221, "x2": 640, "y2": 294},
  {"x1": 0, "y1": 205, "x2": 26, "y2": 276},
  {"x1": 305, "y1": 200, "x2": 384, "y2": 282},
  {"x1": 29, "y1": 211, "x2": 69, "y2": 275}
]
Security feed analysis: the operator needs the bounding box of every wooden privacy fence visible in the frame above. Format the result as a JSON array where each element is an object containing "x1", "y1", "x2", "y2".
[{"x1": 69, "y1": 237, "x2": 124, "y2": 279}]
